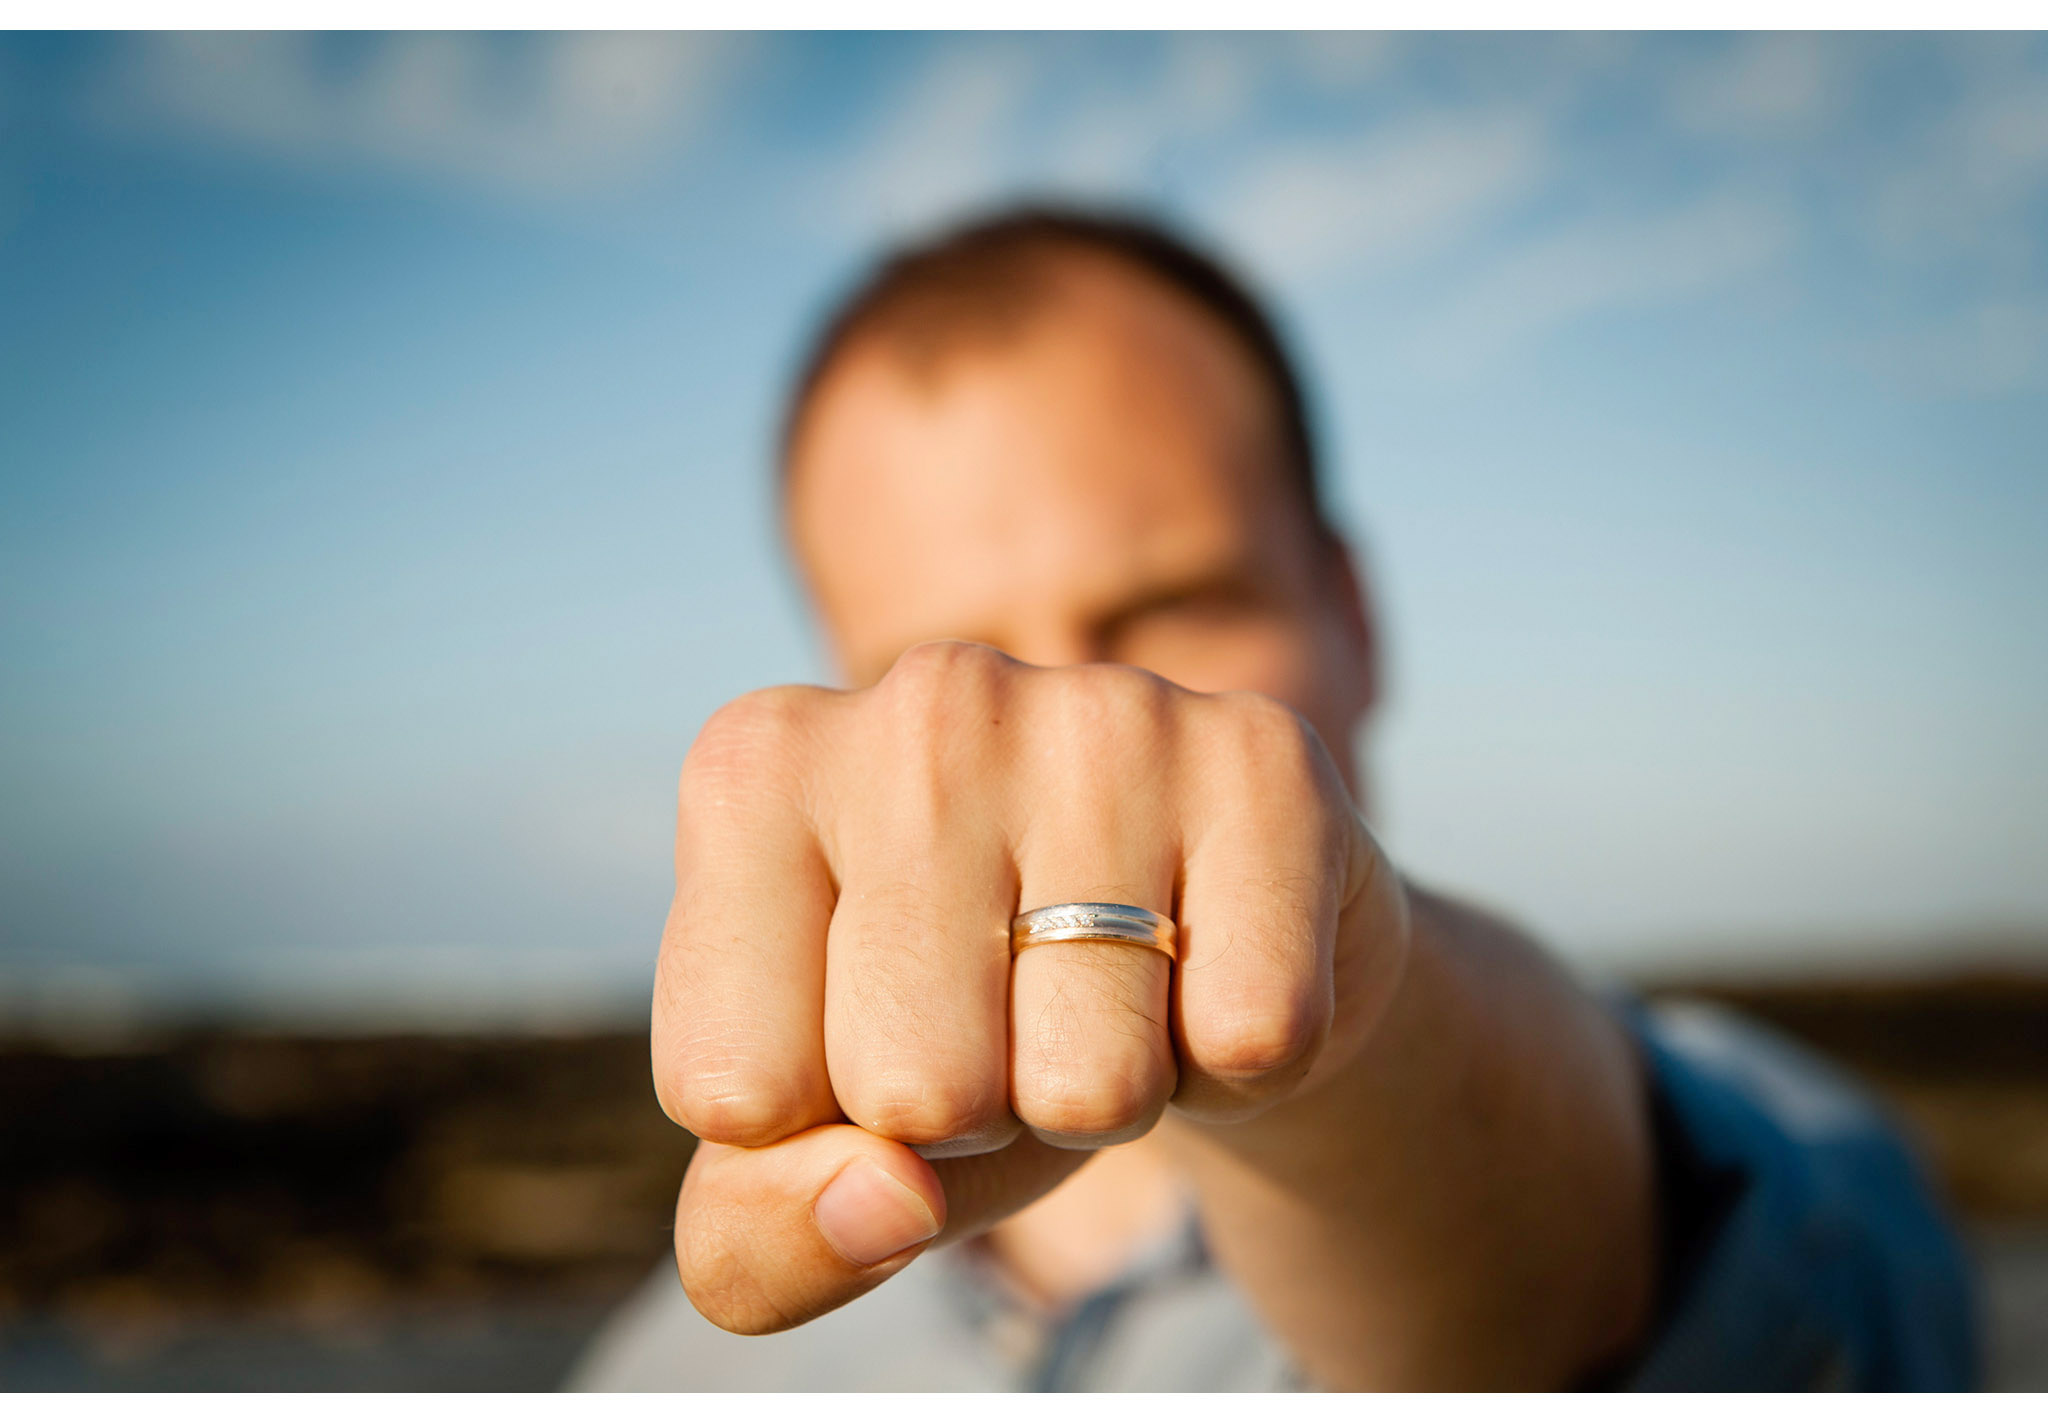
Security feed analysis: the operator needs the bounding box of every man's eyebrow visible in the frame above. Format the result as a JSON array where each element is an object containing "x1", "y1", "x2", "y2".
[{"x1": 1089, "y1": 563, "x2": 1269, "y2": 641}]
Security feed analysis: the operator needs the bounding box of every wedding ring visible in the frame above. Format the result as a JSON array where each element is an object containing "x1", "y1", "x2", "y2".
[{"x1": 1010, "y1": 902, "x2": 1176, "y2": 960}]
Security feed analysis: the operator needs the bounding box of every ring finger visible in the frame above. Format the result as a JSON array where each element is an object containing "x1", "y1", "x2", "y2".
[{"x1": 1009, "y1": 818, "x2": 1180, "y2": 1150}]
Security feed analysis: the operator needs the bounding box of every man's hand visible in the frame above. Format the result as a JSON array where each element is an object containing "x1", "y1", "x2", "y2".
[{"x1": 653, "y1": 640, "x2": 1410, "y2": 1335}]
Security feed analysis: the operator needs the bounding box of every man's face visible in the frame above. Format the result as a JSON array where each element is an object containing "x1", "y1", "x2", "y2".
[{"x1": 785, "y1": 253, "x2": 1378, "y2": 792}]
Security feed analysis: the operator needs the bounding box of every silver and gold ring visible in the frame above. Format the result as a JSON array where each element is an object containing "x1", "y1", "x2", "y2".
[{"x1": 1011, "y1": 902, "x2": 1176, "y2": 960}]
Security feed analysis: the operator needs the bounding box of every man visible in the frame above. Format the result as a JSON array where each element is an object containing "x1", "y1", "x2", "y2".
[{"x1": 574, "y1": 208, "x2": 1975, "y2": 1390}]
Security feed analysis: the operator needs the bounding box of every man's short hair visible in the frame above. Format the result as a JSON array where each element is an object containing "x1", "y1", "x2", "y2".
[{"x1": 781, "y1": 205, "x2": 1334, "y2": 543}]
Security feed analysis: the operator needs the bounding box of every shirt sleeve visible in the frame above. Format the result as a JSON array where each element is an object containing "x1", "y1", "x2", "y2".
[{"x1": 1616, "y1": 999, "x2": 1980, "y2": 1390}]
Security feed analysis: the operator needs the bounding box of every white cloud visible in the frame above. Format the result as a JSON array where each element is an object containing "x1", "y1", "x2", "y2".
[
  {"x1": 93, "y1": 32, "x2": 732, "y2": 200},
  {"x1": 1938, "y1": 296, "x2": 2048, "y2": 394},
  {"x1": 1968, "y1": 83, "x2": 2048, "y2": 181},
  {"x1": 1871, "y1": 49, "x2": 2048, "y2": 267},
  {"x1": 1848, "y1": 43, "x2": 2048, "y2": 398},
  {"x1": 1152, "y1": 32, "x2": 1263, "y2": 132},
  {"x1": 1411, "y1": 189, "x2": 1797, "y2": 375},
  {"x1": 1861, "y1": 295, "x2": 2048, "y2": 397},
  {"x1": 1287, "y1": 31, "x2": 1402, "y2": 93},
  {"x1": 824, "y1": 41, "x2": 1046, "y2": 236},
  {"x1": 1671, "y1": 33, "x2": 1841, "y2": 138},
  {"x1": 1037, "y1": 33, "x2": 1269, "y2": 193},
  {"x1": 1209, "y1": 112, "x2": 1550, "y2": 282},
  {"x1": 818, "y1": 35, "x2": 1460, "y2": 250},
  {"x1": 823, "y1": 34, "x2": 1284, "y2": 239}
]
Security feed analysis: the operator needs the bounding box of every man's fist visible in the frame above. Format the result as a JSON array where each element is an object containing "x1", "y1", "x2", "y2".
[{"x1": 652, "y1": 641, "x2": 1409, "y2": 1333}]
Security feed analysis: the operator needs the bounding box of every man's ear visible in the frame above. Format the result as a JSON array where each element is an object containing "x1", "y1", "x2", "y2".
[{"x1": 1319, "y1": 535, "x2": 1381, "y2": 726}]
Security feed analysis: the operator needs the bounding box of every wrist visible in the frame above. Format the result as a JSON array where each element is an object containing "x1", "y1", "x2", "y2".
[{"x1": 1163, "y1": 887, "x2": 1659, "y2": 1386}]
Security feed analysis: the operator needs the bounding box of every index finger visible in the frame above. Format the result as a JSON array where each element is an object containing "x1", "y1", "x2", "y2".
[{"x1": 653, "y1": 688, "x2": 841, "y2": 1147}]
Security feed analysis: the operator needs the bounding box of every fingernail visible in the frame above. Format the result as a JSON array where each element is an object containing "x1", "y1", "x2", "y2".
[{"x1": 814, "y1": 1157, "x2": 940, "y2": 1267}]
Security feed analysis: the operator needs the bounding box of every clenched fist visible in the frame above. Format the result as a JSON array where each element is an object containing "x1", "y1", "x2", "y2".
[{"x1": 653, "y1": 640, "x2": 1411, "y2": 1334}]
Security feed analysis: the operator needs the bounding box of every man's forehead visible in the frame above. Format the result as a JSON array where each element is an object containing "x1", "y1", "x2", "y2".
[
  {"x1": 790, "y1": 248, "x2": 1282, "y2": 464},
  {"x1": 795, "y1": 300, "x2": 1270, "y2": 532},
  {"x1": 787, "y1": 255, "x2": 1283, "y2": 517}
]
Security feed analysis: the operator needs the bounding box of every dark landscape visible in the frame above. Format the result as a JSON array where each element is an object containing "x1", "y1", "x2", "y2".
[{"x1": 5, "y1": 974, "x2": 2048, "y2": 1389}]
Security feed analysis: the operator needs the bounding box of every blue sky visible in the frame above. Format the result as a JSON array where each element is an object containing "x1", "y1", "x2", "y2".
[{"x1": 3, "y1": 32, "x2": 2045, "y2": 1023}]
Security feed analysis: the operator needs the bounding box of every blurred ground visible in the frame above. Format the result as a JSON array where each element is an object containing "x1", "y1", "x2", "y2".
[
  {"x1": 0, "y1": 1032, "x2": 689, "y2": 1389},
  {"x1": 2, "y1": 975, "x2": 2046, "y2": 1390}
]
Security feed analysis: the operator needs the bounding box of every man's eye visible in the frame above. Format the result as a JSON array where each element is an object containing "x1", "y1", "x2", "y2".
[{"x1": 1150, "y1": 589, "x2": 1256, "y2": 622}]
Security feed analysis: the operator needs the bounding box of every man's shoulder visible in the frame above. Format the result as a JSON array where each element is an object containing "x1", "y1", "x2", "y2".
[{"x1": 1619, "y1": 998, "x2": 1979, "y2": 1390}]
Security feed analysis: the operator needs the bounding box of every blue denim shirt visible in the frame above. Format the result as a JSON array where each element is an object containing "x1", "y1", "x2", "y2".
[
  {"x1": 1619, "y1": 1000, "x2": 1977, "y2": 1389},
  {"x1": 572, "y1": 999, "x2": 1979, "y2": 1391}
]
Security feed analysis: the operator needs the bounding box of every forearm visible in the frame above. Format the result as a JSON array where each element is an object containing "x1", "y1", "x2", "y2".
[{"x1": 1160, "y1": 885, "x2": 1658, "y2": 1389}]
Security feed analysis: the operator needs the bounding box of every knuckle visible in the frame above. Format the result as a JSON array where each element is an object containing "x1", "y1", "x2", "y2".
[
  {"x1": 1034, "y1": 663, "x2": 1178, "y2": 777},
  {"x1": 661, "y1": 1056, "x2": 820, "y2": 1146},
  {"x1": 1214, "y1": 689, "x2": 1317, "y2": 768},
  {"x1": 871, "y1": 641, "x2": 1011, "y2": 759},
  {"x1": 1189, "y1": 994, "x2": 1328, "y2": 1081},
  {"x1": 652, "y1": 1065, "x2": 690, "y2": 1128},
  {"x1": 845, "y1": 1072, "x2": 1007, "y2": 1146},
  {"x1": 683, "y1": 685, "x2": 820, "y2": 797},
  {"x1": 1065, "y1": 660, "x2": 1174, "y2": 726},
  {"x1": 882, "y1": 639, "x2": 1008, "y2": 698},
  {"x1": 652, "y1": 960, "x2": 824, "y2": 1144},
  {"x1": 1016, "y1": 1066, "x2": 1162, "y2": 1138},
  {"x1": 1193, "y1": 692, "x2": 1346, "y2": 855}
]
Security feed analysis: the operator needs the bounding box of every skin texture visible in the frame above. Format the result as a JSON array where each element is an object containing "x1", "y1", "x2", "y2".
[{"x1": 654, "y1": 249, "x2": 1658, "y2": 1387}]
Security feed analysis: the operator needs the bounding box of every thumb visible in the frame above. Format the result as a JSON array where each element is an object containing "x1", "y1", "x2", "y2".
[{"x1": 675, "y1": 1123, "x2": 1089, "y2": 1334}]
